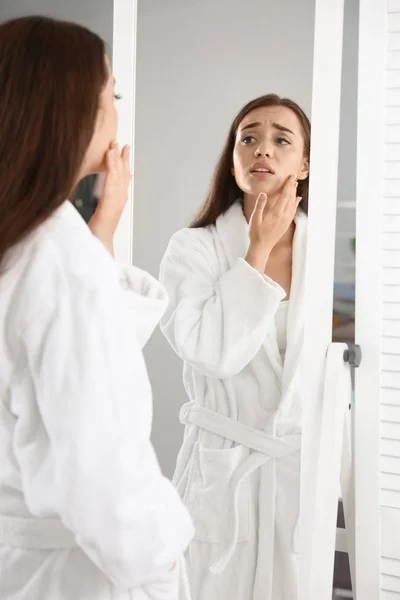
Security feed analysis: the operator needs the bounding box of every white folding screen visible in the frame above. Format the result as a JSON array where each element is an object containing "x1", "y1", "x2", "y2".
[
  {"x1": 354, "y1": 0, "x2": 385, "y2": 597},
  {"x1": 380, "y1": 0, "x2": 400, "y2": 594}
]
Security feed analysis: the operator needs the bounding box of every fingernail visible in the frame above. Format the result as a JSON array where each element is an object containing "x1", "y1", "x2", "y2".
[{"x1": 259, "y1": 193, "x2": 267, "y2": 200}]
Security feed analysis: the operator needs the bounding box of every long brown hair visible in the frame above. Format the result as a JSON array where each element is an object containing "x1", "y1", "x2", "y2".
[
  {"x1": 190, "y1": 94, "x2": 311, "y2": 228},
  {"x1": 0, "y1": 16, "x2": 107, "y2": 266}
]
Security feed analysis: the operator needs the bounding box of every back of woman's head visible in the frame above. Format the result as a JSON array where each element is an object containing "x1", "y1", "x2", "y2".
[{"x1": 0, "y1": 16, "x2": 107, "y2": 266}]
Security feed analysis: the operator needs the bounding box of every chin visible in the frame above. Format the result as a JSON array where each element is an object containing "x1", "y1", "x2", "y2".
[{"x1": 242, "y1": 183, "x2": 275, "y2": 197}]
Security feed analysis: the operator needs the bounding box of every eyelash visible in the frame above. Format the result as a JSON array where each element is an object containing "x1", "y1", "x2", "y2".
[
  {"x1": 241, "y1": 135, "x2": 290, "y2": 146},
  {"x1": 114, "y1": 94, "x2": 122, "y2": 100},
  {"x1": 242, "y1": 135, "x2": 256, "y2": 144}
]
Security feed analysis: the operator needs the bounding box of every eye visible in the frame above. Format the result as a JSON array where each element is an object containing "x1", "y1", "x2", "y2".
[
  {"x1": 114, "y1": 93, "x2": 122, "y2": 100},
  {"x1": 241, "y1": 135, "x2": 256, "y2": 144},
  {"x1": 276, "y1": 137, "x2": 290, "y2": 145}
]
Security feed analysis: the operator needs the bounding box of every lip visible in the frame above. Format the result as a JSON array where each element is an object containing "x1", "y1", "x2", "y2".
[{"x1": 250, "y1": 162, "x2": 275, "y2": 177}]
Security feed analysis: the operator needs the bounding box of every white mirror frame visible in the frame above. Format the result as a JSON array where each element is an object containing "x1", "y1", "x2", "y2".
[
  {"x1": 298, "y1": 0, "x2": 345, "y2": 597},
  {"x1": 113, "y1": 0, "x2": 386, "y2": 598},
  {"x1": 113, "y1": 0, "x2": 137, "y2": 264}
]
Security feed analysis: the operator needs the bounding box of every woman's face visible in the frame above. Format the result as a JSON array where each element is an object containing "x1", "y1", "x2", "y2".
[
  {"x1": 81, "y1": 56, "x2": 118, "y2": 176},
  {"x1": 232, "y1": 105, "x2": 309, "y2": 201}
]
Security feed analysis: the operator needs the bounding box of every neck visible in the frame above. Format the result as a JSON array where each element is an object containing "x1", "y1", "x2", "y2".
[{"x1": 243, "y1": 194, "x2": 296, "y2": 248}]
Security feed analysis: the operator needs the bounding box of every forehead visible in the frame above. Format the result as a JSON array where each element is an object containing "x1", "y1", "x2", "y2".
[{"x1": 239, "y1": 105, "x2": 302, "y2": 133}]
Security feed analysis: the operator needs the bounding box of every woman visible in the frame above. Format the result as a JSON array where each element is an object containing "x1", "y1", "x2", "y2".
[
  {"x1": 0, "y1": 16, "x2": 194, "y2": 600},
  {"x1": 159, "y1": 94, "x2": 310, "y2": 600}
]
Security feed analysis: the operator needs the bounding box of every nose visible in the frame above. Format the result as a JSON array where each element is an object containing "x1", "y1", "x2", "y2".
[{"x1": 254, "y1": 139, "x2": 273, "y2": 158}]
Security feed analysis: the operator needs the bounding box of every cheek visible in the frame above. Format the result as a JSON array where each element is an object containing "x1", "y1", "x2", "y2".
[
  {"x1": 100, "y1": 104, "x2": 117, "y2": 137},
  {"x1": 108, "y1": 105, "x2": 118, "y2": 134},
  {"x1": 232, "y1": 146, "x2": 248, "y2": 174},
  {"x1": 232, "y1": 151, "x2": 239, "y2": 173},
  {"x1": 281, "y1": 147, "x2": 304, "y2": 170}
]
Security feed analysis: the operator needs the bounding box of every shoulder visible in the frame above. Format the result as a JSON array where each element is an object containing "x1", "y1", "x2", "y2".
[
  {"x1": 162, "y1": 224, "x2": 218, "y2": 263},
  {"x1": 40, "y1": 201, "x2": 116, "y2": 283},
  {"x1": 7, "y1": 202, "x2": 118, "y2": 329}
]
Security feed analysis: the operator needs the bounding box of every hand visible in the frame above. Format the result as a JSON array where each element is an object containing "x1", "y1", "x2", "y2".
[
  {"x1": 88, "y1": 143, "x2": 131, "y2": 256},
  {"x1": 245, "y1": 175, "x2": 301, "y2": 272}
]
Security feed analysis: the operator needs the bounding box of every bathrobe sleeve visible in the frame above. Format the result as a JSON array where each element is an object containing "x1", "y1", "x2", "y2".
[
  {"x1": 18, "y1": 257, "x2": 194, "y2": 592},
  {"x1": 159, "y1": 228, "x2": 286, "y2": 379},
  {"x1": 116, "y1": 262, "x2": 169, "y2": 349}
]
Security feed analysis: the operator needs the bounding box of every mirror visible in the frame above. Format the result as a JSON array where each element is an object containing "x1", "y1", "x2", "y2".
[
  {"x1": 133, "y1": 0, "x2": 348, "y2": 598},
  {"x1": 0, "y1": 0, "x2": 363, "y2": 597}
]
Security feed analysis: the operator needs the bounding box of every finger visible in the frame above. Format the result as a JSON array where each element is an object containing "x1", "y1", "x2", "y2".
[
  {"x1": 114, "y1": 143, "x2": 125, "y2": 172},
  {"x1": 271, "y1": 175, "x2": 295, "y2": 209},
  {"x1": 271, "y1": 175, "x2": 296, "y2": 211},
  {"x1": 287, "y1": 174, "x2": 298, "y2": 195},
  {"x1": 121, "y1": 144, "x2": 130, "y2": 164},
  {"x1": 286, "y1": 196, "x2": 302, "y2": 220},
  {"x1": 121, "y1": 145, "x2": 131, "y2": 179},
  {"x1": 100, "y1": 152, "x2": 118, "y2": 205},
  {"x1": 252, "y1": 192, "x2": 268, "y2": 224},
  {"x1": 109, "y1": 140, "x2": 118, "y2": 156},
  {"x1": 288, "y1": 180, "x2": 299, "y2": 206},
  {"x1": 106, "y1": 148, "x2": 118, "y2": 175},
  {"x1": 108, "y1": 141, "x2": 122, "y2": 173},
  {"x1": 285, "y1": 183, "x2": 301, "y2": 218}
]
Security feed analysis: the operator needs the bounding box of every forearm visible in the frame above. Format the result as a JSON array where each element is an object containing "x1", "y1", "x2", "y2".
[
  {"x1": 245, "y1": 241, "x2": 272, "y2": 274},
  {"x1": 88, "y1": 214, "x2": 115, "y2": 257}
]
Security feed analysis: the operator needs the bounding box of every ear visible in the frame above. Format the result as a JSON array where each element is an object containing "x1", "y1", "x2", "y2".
[
  {"x1": 297, "y1": 158, "x2": 309, "y2": 181},
  {"x1": 231, "y1": 166, "x2": 235, "y2": 176}
]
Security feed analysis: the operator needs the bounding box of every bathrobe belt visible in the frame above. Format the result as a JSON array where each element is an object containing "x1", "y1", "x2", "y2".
[
  {"x1": 0, "y1": 514, "x2": 76, "y2": 549},
  {"x1": 179, "y1": 402, "x2": 301, "y2": 574},
  {"x1": 0, "y1": 514, "x2": 192, "y2": 599}
]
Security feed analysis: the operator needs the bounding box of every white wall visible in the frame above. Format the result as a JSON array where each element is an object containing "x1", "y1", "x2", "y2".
[
  {"x1": 380, "y1": 0, "x2": 400, "y2": 594},
  {"x1": 134, "y1": 0, "x2": 316, "y2": 477},
  {"x1": 0, "y1": 0, "x2": 113, "y2": 50}
]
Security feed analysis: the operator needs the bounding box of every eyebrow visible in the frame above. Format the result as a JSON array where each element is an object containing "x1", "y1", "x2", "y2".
[{"x1": 239, "y1": 121, "x2": 295, "y2": 136}]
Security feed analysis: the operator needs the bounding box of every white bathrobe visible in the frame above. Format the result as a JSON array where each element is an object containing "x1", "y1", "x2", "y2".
[
  {"x1": 0, "y1": 201, "x2": 194, "y2": 600},
  {"x1": 159, "y1": 201, "x2": 307, "y2": 600}
]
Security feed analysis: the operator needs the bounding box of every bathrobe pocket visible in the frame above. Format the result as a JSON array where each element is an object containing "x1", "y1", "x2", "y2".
[{"x1": 182, "y1": 442, "x2": 251, "y2": 544}]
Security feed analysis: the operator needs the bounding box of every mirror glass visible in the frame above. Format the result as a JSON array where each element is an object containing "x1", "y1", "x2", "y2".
[
  {"x1": 132, "y1": 0, "x2": 345, "y2": 598},
  {"x1": 135, "y1": 0, "x2": 315, "y2": 472}
]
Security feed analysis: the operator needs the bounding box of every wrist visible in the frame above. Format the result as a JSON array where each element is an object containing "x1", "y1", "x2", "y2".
[{"x1": 245, "y1": 243, "x2": 271, "y2": 273}]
